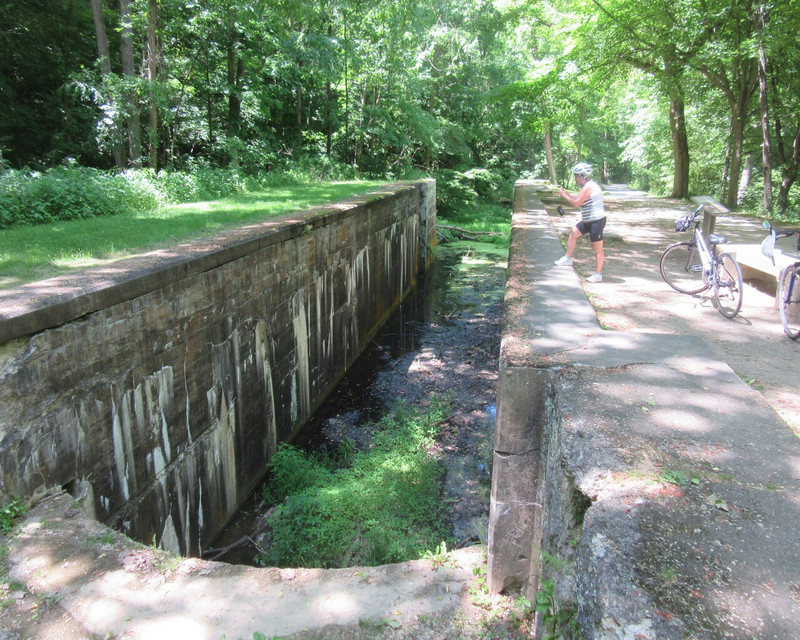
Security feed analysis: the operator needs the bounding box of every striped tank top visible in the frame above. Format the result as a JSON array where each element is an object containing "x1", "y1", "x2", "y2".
[{"x1": 580, "y1": 180, "x2": 605, "y2": 222}]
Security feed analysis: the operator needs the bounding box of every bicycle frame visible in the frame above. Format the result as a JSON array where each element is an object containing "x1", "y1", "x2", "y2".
[
  {"x1": 692, "y1": 225, "x2": 714, "y2": 279},
  {"x1": 786, "y1": 268, "x2": 798, "y2": 303},
  {"x1": 661, "y1": 205, "x2": 744, "y2": 318}
]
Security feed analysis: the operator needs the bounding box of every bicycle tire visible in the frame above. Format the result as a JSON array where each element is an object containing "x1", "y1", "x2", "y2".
[
  {"x1": 660, "y1": 242, "x2": 709, "y2": 294},
  {"x1": 778, "y1": 264, "x2": 800, "y2": 340},
  {"x1": 713, "y1": 253, "x2": 743, "y2": 319}
]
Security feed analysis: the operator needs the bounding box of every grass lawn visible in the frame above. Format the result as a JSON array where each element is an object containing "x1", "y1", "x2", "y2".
[{"x1": 0, "y1": 181, "x2": 385, "y2": 289}]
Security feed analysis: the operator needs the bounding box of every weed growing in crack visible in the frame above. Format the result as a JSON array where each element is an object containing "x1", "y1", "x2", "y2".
[
  {"x1": 0, "y1": 499, "x2": 25, "y2": 533},
  {"x1": 534, "y1": 578, "x2": 580, "y2": 640}
]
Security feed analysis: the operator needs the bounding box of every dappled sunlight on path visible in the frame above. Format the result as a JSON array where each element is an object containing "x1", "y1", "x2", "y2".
[{"x1": 546, "y1": 189, "x2": 800, "y2": 434}]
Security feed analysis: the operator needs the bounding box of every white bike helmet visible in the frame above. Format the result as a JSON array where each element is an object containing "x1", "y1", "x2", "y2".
[{"x1": 572, "y1": 162, "x2": 593, "y2": 177}]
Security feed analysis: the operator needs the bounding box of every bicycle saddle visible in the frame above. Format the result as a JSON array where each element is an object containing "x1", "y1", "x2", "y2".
[{"x1": 708, "y1": 234, "x2": 727, "y2": 245}]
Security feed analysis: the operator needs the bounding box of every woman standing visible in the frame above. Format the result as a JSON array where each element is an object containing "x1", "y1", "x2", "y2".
[{"x1": 554, "y1": 163, "x2": 606, "y2": 283}]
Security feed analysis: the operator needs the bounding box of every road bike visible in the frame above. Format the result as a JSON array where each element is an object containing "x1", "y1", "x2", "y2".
[
  {"x1": 760, "y1": 222, "x2": 800, "y2": 340},
  {"x1": 659, "y1": 204, "x2": 744, "y2": 319}
]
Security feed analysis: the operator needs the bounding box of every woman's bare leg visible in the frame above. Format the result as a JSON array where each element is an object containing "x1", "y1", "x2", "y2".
[{"x1": 592, "y1": 240, "x2": 604, "y2": 273}]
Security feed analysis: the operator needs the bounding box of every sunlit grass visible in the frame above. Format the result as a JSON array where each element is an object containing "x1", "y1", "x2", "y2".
[
  {"x1": 256, "y1": 397, "x2": 452, "y2": 568},
  {"x1": 438, "y1": 202, "x2": 512, "y2": 249},
  {"x1": 0, "y1": 181, "x2": 385, "y2": 288}
]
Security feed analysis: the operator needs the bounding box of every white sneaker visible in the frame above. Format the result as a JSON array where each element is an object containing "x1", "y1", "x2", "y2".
[
  {"x1": 586, "y1": 272, "x2": 603, "y2": 283},
  {"x1": 554, "y1": 255, "x2": 573, "y2": 266}
]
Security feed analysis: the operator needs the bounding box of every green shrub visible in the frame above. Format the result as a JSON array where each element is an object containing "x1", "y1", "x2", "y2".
[
  {"x1": 256, "y1": 398, "x2": 452, "y2": 568},
  {"x1": 463, "y1": 167, "x2": 505, "y2": 200},
  {"x1": 0, "y1": 166, "x2": 160, "y2": 228},
  {"x1": 151, "y1": 167, "x2": 250, "y2": 203},
  {"x1": 0, "y1": 157, "x2": 367, "y2": 231},
  {"x1": 267, "y1": 155, "x2": 359, "y2": 183},
  {"x1": 435, "y1": 169, "x2": 479, "y2": 215},
  {"x1": 0, "y1": 499, "x2": 26, "y2": 533},
  {"x1": 260, "y1": 444, "x2": 335, "y2": 505}
]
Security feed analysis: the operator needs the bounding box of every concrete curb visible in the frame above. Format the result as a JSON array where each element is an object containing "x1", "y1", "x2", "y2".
[{"x1": 6, "y1": 492, "x2": 483, "y2": 639}]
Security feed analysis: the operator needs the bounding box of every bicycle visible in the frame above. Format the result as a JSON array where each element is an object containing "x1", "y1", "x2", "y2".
[
  {"x1": 659, "y1": 204, "x2": 744, "y2": 319},
  {"x1": 760, "y1": 222, "x2": 800, "y2": 340}
]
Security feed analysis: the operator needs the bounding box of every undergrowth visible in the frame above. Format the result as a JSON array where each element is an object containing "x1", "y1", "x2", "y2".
[
  {"x1": 438, "y1": 202, "x2": 511, "y2": 247},
  {"x1": 534, "y1": 578, "x2": 580, "y2": 640},
  {"x1": 1, "y1": 498, "x2": 27, "y2": 611},
  {"x1": 0, "y1": 499, "x2": 25, "y2": 533},
  {"x1": 255, "y1": 396, "x2": 454, "y2": 569}
]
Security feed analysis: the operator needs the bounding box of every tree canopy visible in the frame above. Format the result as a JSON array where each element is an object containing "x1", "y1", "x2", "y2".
[{"x1": 1, "y1": 0, "x2": 798, "y2": 214}]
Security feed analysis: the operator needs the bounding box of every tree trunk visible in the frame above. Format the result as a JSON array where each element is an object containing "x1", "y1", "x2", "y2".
[
  {"x1": 296, "y1": 86, "x2": 303, "y2": 128},
  {"x1": 120, "y1": 0, "x2": 142, "y2": 167},
  {"x1": 354, "y1": 86, "x2": 366, "y2": 168},
  {"x1": 147, "y1": 0, "x2": 159, "y2": 170},
  {"x1": 725, "y1": 105, "x2": 746, "y2": 210},
  {"x1": 544, "y1": 120, "x2": 557, "y2": 184},
  {"x1": 721, "y1": 134, "x2": 731, "y2": 203},
  {"x1": 205, "y1": 51, "x2": 214, "y2": 143},
  {"x1": 577, "y1": 100, "x2": 586, "y2": 160},
  {"x1": 668, "y1": 94, "x2": 690, "y2": 198},
  {"x1": 326, "y1": 81, "x2": 333, "y2": 156},
  {"x1": 776, "y1": 120, "x2": 800, "y2": 215},
  {"x1": 227, "y1": 48, "x2": 243, "y2": 138},
  {"x1": 90, "y1": 0, "x2": 124, "y2": 167},
  {"x1": 757, "y1": 4, "x2": 773, "y2": 213},
  {"x1": 343, "y1": 12, "x2": 351, "y2": 165},
  {"x1": 90, "y1": 0, "x2": 112, "y2": 75},
  {"x1": 737, "y1": 152, "x2": 755, "y2": 206}
]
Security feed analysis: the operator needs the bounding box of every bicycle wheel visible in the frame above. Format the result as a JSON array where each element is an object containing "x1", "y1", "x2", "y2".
[
  {"x1": 713, "y1": 253, "x2": 743, "y2": 319},
  {"x1": 778, "y1": 265, "x2": 800, "y2": 340},
  {"x1": 660, "y1": 242, "x2": 709, "y2": 294}
]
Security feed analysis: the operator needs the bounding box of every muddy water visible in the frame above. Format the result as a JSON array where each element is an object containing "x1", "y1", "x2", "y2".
[{"x1": 207, "y1": 243, "x2": 505, "y2": 565}]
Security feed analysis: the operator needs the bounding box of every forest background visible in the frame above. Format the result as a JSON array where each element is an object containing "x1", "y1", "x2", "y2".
[{"x1": 1, "y1": 0, "x2": 799, "y2": 233}]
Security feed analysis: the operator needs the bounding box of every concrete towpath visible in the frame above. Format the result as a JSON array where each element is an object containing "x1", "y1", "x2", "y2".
[
  {"x1": 4, "y1": 491, "x2": 486, "y2": 639},
  {"x1": 499, "y1": 181, "x2": 800, "y2": 639}
]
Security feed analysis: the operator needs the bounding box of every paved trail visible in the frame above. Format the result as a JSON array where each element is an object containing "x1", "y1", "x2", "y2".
[{"x1": 548, "y1": 186, "x2": 800, "y2": 434}]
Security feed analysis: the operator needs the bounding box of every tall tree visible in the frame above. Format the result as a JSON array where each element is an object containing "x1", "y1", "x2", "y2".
[
  {"x1": 146, "y1": 0, "x2": 159, "y2": 169},
  {"x1": 690, "y1": 0, "x2": 758, "y2": 209},
  {"x1": 120, "y1": 0, "x2": 142, "y2": 166},
  {"x1": 580, "y1": 0, "x2": 710, "y2": 198},
  {"x1": 761, "y1": 0, "x2": 800, "y2": 216},
  {"x1": 90, "y1": 0, "x2": 124, "y2": 167},
  {"x1": 755, "y1": 3, "x2": 772, "y2": 213}
]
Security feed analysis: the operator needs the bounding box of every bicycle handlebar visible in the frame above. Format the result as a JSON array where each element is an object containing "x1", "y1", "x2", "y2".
[
  {"x1": 673, "y1": 204, "x2": 705, "y2": 232},
  {"x1": 760, "y1": 221, "x2": 800, "y2": 263}
]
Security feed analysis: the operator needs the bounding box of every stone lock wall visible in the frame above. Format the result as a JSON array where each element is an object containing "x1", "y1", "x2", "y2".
[{"x1": 0, "y1": 180, "x2": 436, "y2": 556}]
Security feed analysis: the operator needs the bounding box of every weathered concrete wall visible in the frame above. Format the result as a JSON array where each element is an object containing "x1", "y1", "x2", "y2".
[
  {"x1": 0, "y1": 179, "x2": 435, "y2": 556},
  {"x1": 486, "y1": 180, "x2": 594, "y2": 596}
]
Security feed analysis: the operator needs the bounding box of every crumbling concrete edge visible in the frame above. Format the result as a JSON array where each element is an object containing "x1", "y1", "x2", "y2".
[{"x1": 484, "y1": 180, "x2": 683, "y2": 635}]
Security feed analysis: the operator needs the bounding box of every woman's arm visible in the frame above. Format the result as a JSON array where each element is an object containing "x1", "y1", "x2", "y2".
[{"x1": 559, "y1": 183, "x2": 593, "y2": 208}]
